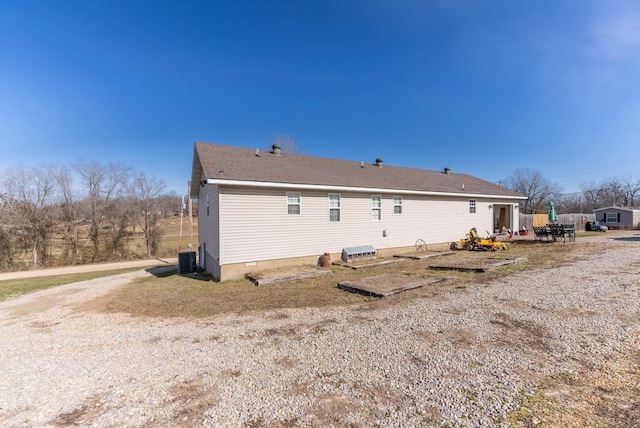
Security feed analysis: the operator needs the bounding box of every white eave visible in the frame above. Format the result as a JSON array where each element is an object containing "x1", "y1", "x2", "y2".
[{"x1": 203, "y1": 178, "x2": 526, "y2": 200}]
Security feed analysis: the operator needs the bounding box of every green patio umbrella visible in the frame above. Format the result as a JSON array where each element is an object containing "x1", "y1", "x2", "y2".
[{"x1": 548, "y1": 201, "x2": 558, "y2": 224}]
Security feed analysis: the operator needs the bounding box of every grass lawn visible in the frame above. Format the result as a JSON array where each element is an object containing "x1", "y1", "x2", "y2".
[
  {"x1": 0, "y1": 267, "x2": 146, "y2": 301},
  {"x1": 90, "y1": 238, "x2": 584, "y2": 319}
]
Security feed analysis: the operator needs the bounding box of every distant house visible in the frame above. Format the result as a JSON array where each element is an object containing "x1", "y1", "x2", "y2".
[
  {"x1": 190, "y1": 142, "x2": 526, "y2": 281},
  {"x1": 593, "y1": 206, "x2": 640, "y2": 230}
]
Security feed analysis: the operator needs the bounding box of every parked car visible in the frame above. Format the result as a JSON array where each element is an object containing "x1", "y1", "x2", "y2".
[{"x1": 585, "y1": 221, "x2": 608, "y2": 232}]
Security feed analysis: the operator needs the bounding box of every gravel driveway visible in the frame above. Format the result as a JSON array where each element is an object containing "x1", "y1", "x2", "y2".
[{"x1": 1, "y1": 234, "x2": 639, "y2": 427}]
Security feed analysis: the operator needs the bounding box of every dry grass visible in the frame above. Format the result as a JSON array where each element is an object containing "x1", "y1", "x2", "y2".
[
  {"x1": 509, "y1": 346, "x2": 640, "y2": 427},
  {"x1": 84, "y1": 238, "x2": 580, "y2": 319},
  {"x1": 49, "y1": 234, "x2": 639, "y2": 427},
  {"x1": 0, "y1": 267, "x2": 144, "y2": 301}
]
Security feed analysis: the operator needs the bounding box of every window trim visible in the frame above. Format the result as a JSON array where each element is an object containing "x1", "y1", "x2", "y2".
[
  {"x1": 371, "y1": 195, "x2": 382, "y2": 221},
  {"x1": 469, "y1": 199, "x2": 477, "y2": 214},
  {"x1": 605, "y1": 212, "x2": 619, "y2": 223},
  {"x1": 328, "y1": 193, "x2": 341, "y2": 222},
  {"x1": 286, "y1": 192, "x2": 301, "y2": 215},
  {"x1": 393, "y1": 196, "x2": 402, "y2": 214}
]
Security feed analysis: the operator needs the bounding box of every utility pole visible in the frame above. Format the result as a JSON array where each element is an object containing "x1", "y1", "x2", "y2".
[
  {"x1": 178, "y1": 194, "x2": 184, "y2": 253},
  {"x1": 187, "y1": 181, "x2": 193, "y2": 251}
]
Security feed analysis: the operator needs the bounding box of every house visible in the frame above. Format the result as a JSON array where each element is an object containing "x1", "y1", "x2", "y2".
[
  {"x1": 190, "y1": 142, "x2": 526, "y2": 281},
  {"x1": 593, "y1": 206, "x2": 640, "y2": 230}
]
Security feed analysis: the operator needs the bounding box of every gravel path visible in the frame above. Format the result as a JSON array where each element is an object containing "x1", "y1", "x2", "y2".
[
  {"x1": 1, "y1": 234, "x2": 639, "y2": 427},
  {"x1": 0, "y1": 258, "x2": 178, "y2": 281}
]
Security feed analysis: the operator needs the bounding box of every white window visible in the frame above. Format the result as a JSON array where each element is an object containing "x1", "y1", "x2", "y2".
[
  {"x1": 469, "y1": 199, "x2": 476, "y2": 214},
  {"x1": 371, "y1": 195, "x2": 381, "y2": 221},
  {"x1": 606, "y1": 212, "x2": 619, "y2": 223},
  {"x1": 329, "y1": 194, "x2": 340, "y2": 222},
  {"x1": 393, "y1": 196, "x2": 402, "y2": 214},
  {"x1": 286, "y1": 192, "x2": 301, "y2": 215}
]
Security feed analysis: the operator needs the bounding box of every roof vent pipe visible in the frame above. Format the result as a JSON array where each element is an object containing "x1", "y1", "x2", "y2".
[
  {"x1": 272, "y1": 144, "x2": 281, "y2": 155},
  {"x1": 360, "y1": 161, "x2": 364, "y2": 168},
  {"x1": 375, "y1": 158, "x2": 383, "y2": 167},
  {"x1": 444, "y1": 167, "x2": 451, "y2": 174}
]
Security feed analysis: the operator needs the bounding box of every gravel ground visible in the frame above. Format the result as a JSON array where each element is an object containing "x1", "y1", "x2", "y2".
[{"x1": 1, "y1": 233, "x2": 639, "y2": 427}]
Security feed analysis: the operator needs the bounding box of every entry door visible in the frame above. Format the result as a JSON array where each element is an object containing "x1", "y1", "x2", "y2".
[{"x1": 498, "y1": 207, "x2": 506, "y2": 231}]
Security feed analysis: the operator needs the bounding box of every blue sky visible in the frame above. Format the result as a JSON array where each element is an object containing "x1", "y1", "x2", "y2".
[{"x1": 1, "y1": 0, "x2": 639, "y2": 195}]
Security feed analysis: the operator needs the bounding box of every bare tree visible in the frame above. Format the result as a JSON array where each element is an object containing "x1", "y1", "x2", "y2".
[
  {"x1": 0, "y1": 226, "x2": 13, "y2": 270},
  {"x1": 50, "y1": 164, "x2": 81, "y2": 264},
  {"x1": 555, "y1": 193, "x2": 582, "y2": 214},
  {"x1": 503, "y1": 168, "x2": 562, "y2": 214},
  {"x1": 604, "y1": 175, "x2": 640, "y2": 207},
  {"x1": 271, "y1": 135, "x2": 302, "y2": 154},
  {"x1": 74, "y1": 160, "x2": 132, "y2": 261},
  {"x1": 580, "y1": 181, "x2": 608, "y2": 212},
  {"x1": 0, "y1": 165, "x2": 57, "y2": 268},
  {"x1": 101, "y1": 197, "x2": 134, "y2": 259},
  {"x1": 156, "y1": 192, "x2": 181, "y2": 218},
  {"x1": 0, "y1": 185, "x2": 14, "y2": 270},
  {"x1": 131, "y1": 173, "x2": 166, "y2": 257}
]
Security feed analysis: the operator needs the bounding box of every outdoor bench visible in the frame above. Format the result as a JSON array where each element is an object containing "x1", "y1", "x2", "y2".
[
  {"x1": 532, "y1": 226, "x2": 551, "y2": 241},
  {"x1": 548, "y1": 224, "x2": 575, "y2": 243}
]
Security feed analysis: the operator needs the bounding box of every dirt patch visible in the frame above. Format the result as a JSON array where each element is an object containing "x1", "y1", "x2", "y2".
[
  {"x1": 218, "y1": 369, "x2": 242, "y2": 380},
  {"x1": 393, "y1": 250, "x2": 456, "y2": 260},
  {"x1": 275, "y1": 357, "x2": 298, "y2": 368},
  {"x1": 429, "y1": 256, "x2": 527, "y2": 272},
  {"x1": 168, "y1": 378, "x2": 219, "y2": 427},
  {"x1": 442, "y1": 327, "x2": 482, "y2": 349},
  {"x1": 245, "y1": 266, "x2": 332, "y2": 286},
  {"x1": 29, "y1": 320, "x2": 61, "y2": 333},
  {"x1": 490, "y1": 312, "x2": 552, "y2": 352},
  {"x1": 510, "y1": 346, "x2": 640, "y2": 427},
  {"x1": 51, "y1": 393, "x2": 109, "y2": 427},
  {"x1": 264, "y1": 324, "x2": 305, "y2": 341},
  {"x1": 308, "y1": 394, "x2": 361, "y2": 426},
  {"x1": 334, "y1": 258, "x2": 403, "y2": 270},
  {"x1": 10, "y1": 287, "x2": 83, "y2": 318},
  {"x1": 338, "y1": 273, "x2": 454, "y2": 297}
]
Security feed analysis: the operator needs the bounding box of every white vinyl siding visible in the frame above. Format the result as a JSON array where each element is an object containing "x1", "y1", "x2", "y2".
[
  {"x1": 371, "y1": 195, "x2": 381, "y2": 221},
  {"x1": 218, "y1": 189, "x2": 506, "y2": 265},
  {"x1": 393, "y1": 196, "x2": 402, "y2": 214},
  {"x1": 329, "y1": 194, "x2": 340, "y2": 222},
  {"x1": 286, "y1": 192, "x2": 301, "y2": 215},
  {"x1": 194, "y1": 184, "x2": 220, "y2": 266}
]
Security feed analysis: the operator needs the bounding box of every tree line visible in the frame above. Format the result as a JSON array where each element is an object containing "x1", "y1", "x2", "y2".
[
  {"x1": 0, "y1": 161, "x2": 183, "y2": 271},
  {"x1": 504, "y1": 168, "x2": 640, "y2": 214}
]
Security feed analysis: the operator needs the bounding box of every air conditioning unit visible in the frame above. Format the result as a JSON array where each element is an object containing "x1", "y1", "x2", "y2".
[{"x1": 178, "y1": 251, "x2": 196, "y2": 274}]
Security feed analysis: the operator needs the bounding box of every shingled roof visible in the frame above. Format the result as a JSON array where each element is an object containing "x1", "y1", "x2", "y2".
[{"x1": 191, "y1": 142, "x2": 524, "y2": 199}]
